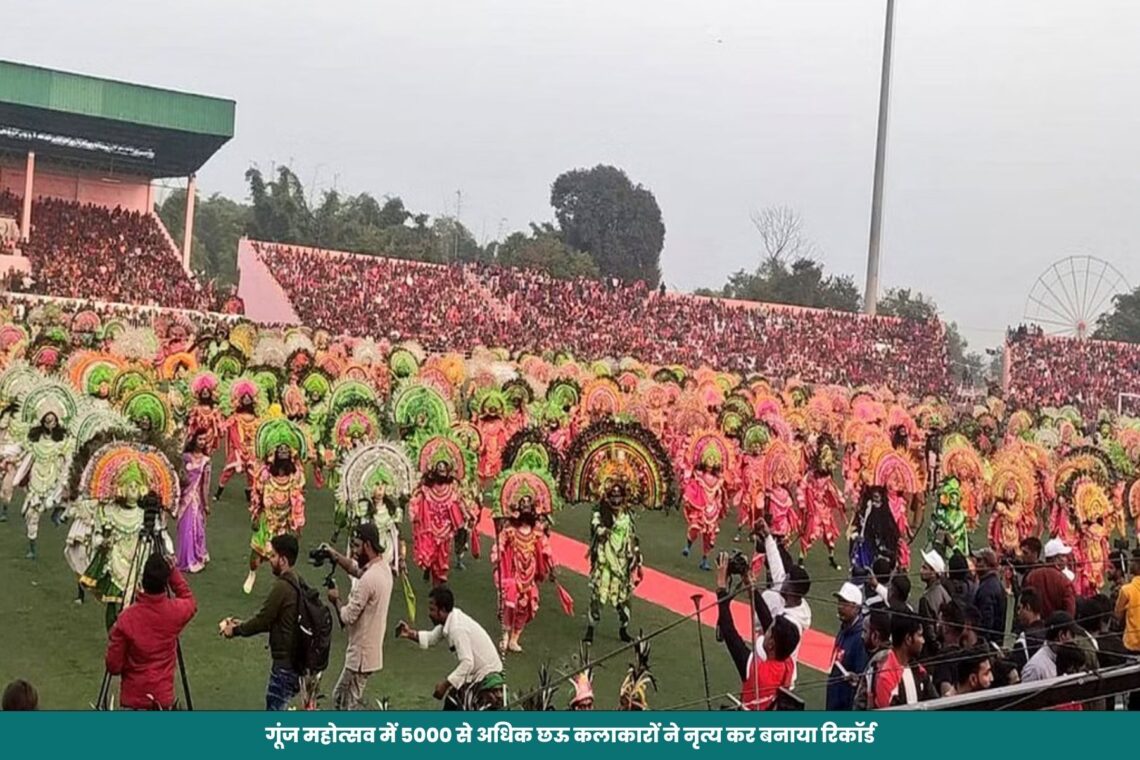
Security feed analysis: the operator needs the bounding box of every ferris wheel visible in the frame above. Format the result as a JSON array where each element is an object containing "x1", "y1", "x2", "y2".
[{"x1": 1023, "y1": 255, "x2": 1130, "y2": 339}]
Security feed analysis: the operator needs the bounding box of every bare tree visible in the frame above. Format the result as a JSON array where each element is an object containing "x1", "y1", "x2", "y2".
[{"x1": 749, "y1": 206, "x2": 816, "y2": 262}]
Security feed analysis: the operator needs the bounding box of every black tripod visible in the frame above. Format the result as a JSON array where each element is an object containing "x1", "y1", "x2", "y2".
[{"x1": 95, "y1": 513, "x2": 193, "y2": 710}]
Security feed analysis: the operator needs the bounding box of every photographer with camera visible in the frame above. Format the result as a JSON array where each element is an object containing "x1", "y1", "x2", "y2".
[
  {"x1": 104, "y1": 553, "x2": 197, "y2": 710},
  {"x1": 316, "y1": 524, "x2": 393, "y2": 711},
  {"x1": 713, "y1": 551, "x2": 800, "y2": 711}
]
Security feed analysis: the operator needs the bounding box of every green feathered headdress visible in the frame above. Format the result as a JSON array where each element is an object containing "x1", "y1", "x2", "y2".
[
  {"x1": 255, "y1": 417, "x2": 309, "y2": 461},
  {"x1": 110, "y1": 367, "x2": 154, "y2": 403},
  {"x1": 247, "y1": 365, "x2": 286, "y2": 405},
  {"x1": 740, "y1": 421, "x2": 772, "y2": 454},
  {"x1": 300, "y1": 368, "x2": 333, "y2": 401},
  {"x1": 502, "y1": 426, "x2": 562, "y2": 478},
  {"x1": 119, "y1": 389, "x2": 173, "y2": 436},
  {"x1": 327, "y1": 378, "x2": 379, "y2": 412},
  {"x1": 392, "y1": 381, "x2": 454, "y2": 438},
  {"x1": 470, "y1": 387, "x2": 509, "y2": 419},
  {"x1": 209, "y1": 347, "x2": 247, "y2": 380},
  {"x1": 388, "y1": 347, "x2": 420, "y2": 379},
  {"x1": 545, "y1": 378, "x2": 581, "y2": 413}
]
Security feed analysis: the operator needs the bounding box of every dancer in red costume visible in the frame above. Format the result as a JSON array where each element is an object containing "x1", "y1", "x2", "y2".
[
  {"x1": 797, "y1": 434, "x2": 845, "y2": 569},
  {"x1": 409, "y1": 434, "x2": 476, "y2": 587},
  {"x1": 680, "y1": 430, "x2": 735, "y2": 570}
]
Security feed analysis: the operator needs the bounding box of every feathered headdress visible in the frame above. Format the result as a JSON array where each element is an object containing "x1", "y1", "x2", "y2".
[
  {"x1": 579, "y1": 378, "x2": 622, "y2": 419},
  {"x1": 336, "y1": 441, "x2": 418, "y2": 507},
  {"x1": 618, "y1": 638, "x2": 656, "y2": 711},
  {"x1": 109, "y1": 326, "x2": 159, "y2": 362},
  {"x1": 409, "y1": 431, "x2": 476, "y2": 483},
  {"x1": 227, "y1": 322, "x2": 258, "y2": 357},
  {"x1": 22, "y1": 379, "x2": 78, "y2": 427},
  {"x1": 325, "y1": 398, "x2": 384, "y2": 452},
  {"x1": 247, "y1": 365, "x2": 285, "y2": 405},
  {"x1": 0, "y1": 322, "x2": 29, "y2": 355},
  {"x1": 686, "y1": 429, "x2": 737, "y2": 473},
  {"x1": 221, "y1": 376, "x2": 268, "y2": 416},
  {"x1": 545, "y1": 378, "x2": 582, "y2": 417},
  {"x1": 872, "y1": 448, "x2": 920, "y2": 493},
  {"x1": 1054, "y1": 446, "x2": 1116, "y2": 498},
  {"x1": 490, "y1": 467, "x2": 559, "y2": 519},
  {"x1": 470, "y1": 387, "x2": 509, "y2": 420},
  {"x1": 392, "y1": 381, "x2": 454, "y2": 437},
  {"x1": 0, "y1": 361, "x2": 39, "y2": 406},
  {"x1": 740, "y1": 420, "x2": 772, "y2": 455},
  {"x1": 502, "y1": 427, "x2": 561, "y2": 479},
  {"x1": 209, "y1": 346, "x2": 247, "y2": 380},
  {"x1": 159, "y1": 351, "x2": 198, "y2": 382},
  {"x1": 254, "y1": 417, "x2": 309, "y2": 461},
  {"x1": 67, "y1": 351, "x2": 125, "y2": 398},
  {"x1": 388, "y1": 346, "x2": 421, "y2": 379},
  {"x1": 189, "y1": 371, "x2": 219, "y2": 398},
  {"x1": 451, "y1": 420, "x2": 482, "y2": 455},
  {"x1": 79, "y1": 441, "x2": 180, "y2": 510},
  {"x1": 566, "y1": 644, "x2": 595, "y2": 709},
  {"x1": 251, "y1": 335, "x2": 288, "y2": 368},
  {"x1": 71, "y1": 402, "x2": 133, "y2": 449},
  {"x1": 119, "y1": 389, "x2": 173, "y2": 436},
  {"x1": 761, "y1": 438, "x2": 800, "y2": 486},
  {"x1": 561, "y1": 420, "x2": 676, "y2": 510},
  {"x1": 992, "y1": 461, "x2": 1036, "y2": 506}
]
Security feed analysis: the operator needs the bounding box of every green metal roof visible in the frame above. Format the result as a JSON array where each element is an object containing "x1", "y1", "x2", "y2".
[{"x1": 0, "y1": 60, "x2": 234, "y2": 177}]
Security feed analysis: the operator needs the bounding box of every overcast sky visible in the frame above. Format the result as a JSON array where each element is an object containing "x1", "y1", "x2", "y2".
[{"x1": 10, "y1": 0, "x2": 1140, "y2": 350}]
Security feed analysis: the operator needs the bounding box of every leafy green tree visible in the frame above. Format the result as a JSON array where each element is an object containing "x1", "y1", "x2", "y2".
[
  {"x1": 156, "y1": 190, "x2": 249, "y2": 285},
  {"x1": 712, "y1": 257, "x2": 860, "y2": 311},
  {"x1": 1094, "y1": 287, "x2": 1140, "y2": 343},
  {"x1": 495, "y1": 224, "x2": 599, "y2": 279},
  {"x1": 876, "y1": 287, "x2": 939, "y2": 321},
  {"x1": 550, "y1": 165, "x2": 665, "y2": 286}
]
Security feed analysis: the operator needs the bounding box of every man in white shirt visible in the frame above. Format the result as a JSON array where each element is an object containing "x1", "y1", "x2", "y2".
[
  {"x1": 1021, "y1": 611, "x2": 1076, "y2": 682},
  {"x1": 397, "y1": 586, "x2": 505, "y2": 710},
  {"x1": 749, "y1": 519, "x2": 812, "y2": 683}
]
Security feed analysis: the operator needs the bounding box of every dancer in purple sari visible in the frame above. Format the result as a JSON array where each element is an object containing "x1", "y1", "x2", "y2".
[{"x1": 176, "y1": 432, "x2": 211, "y2": 573}]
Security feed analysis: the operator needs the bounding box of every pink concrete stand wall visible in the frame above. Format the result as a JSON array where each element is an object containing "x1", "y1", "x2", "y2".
[
  {"x1": 0, "y1": 163, "x2": 152, "y2": 213},
  {"x1": 237, "y1": 238, "x2": 300, "y2": 325}
]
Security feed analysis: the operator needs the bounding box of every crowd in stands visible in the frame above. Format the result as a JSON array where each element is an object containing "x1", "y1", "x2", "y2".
[
  {"x1": 256, "y1": 242, "x2": 951, "y2": 395},
  {"x1": 1007, "y1": 326, "x2": 1140, "y2": 416},
  {"x1": 0, "y1": 192, "x2": 227, "y2": 312}
]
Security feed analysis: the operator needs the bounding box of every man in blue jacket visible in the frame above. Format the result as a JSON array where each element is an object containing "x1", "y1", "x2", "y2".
[
  {"x1": 973, "y1": 548, "x2": 1008, "y2": 646},
  {"x1": 826, "y1": 581, "x2": 868, "y2": 710}
]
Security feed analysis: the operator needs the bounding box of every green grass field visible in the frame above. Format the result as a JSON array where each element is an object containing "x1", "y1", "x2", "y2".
[{"x1": 1, "y1": 459, "x2": 967, "y2": 711}]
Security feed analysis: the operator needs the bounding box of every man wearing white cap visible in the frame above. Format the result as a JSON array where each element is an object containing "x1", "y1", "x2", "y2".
[
  {"x1": 826, "y1": 582, "x2": 867, "y2": 710},
  {"x1": 1024, "y1": 538, "x2": 1076, "y2": 618},
  {"x1": 918, "y1": 549, "x2": 952, "y2": 657}
]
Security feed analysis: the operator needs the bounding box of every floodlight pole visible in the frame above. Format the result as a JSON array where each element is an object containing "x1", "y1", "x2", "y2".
[{"x1": 863, "y1": 0, "x2": 895, "y2": 316}]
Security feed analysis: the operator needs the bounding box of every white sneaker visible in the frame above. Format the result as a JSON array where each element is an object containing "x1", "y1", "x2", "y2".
[{"x1": 242, "y1": 570, "x2": 256, "y2": 595}]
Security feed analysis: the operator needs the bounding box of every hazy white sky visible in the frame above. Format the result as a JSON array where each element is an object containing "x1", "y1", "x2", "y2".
[{"x1": 10, "y1": 0, "x2": 1140, "y2": 350}]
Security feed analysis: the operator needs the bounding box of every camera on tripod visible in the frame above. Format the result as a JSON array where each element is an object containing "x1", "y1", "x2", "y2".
[{"x1": 141, "y1": 491, "x2": 163, "y2": 537}]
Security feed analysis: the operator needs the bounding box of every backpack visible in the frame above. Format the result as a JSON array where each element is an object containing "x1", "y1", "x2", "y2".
[{"x1": 285, "y1": 575, "x2": 333, "y2": 676}]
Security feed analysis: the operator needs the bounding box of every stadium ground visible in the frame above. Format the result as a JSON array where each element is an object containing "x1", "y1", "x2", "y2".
[{"x1": 1, "y1": 459, "x2": 973, "y2": 711}]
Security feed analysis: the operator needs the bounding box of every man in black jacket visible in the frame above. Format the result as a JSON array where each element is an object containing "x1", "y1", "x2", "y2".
[
  {"x1": 221, "y1": 534, "x2": 302, "y2": 710},
  {"x1": 972, "y1": 548, "x2": 1007, "y2": 646}
]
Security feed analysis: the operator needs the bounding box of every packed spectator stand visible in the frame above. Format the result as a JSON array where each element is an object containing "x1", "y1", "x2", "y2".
[
  {"x1": 0, "y1": 192, "x2": 227, "y2": 312},
  {"x1": 1006, "y1": 325, "x2": 1140, "y2": 417},
  {"x1": 254, "y1": 241, "x2": 952, "y2": 395}
]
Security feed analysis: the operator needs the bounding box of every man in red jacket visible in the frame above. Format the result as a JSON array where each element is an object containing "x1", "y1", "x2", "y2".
[{"x1": 105, "y1": 554, "x2": 197, "y2": 710}]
